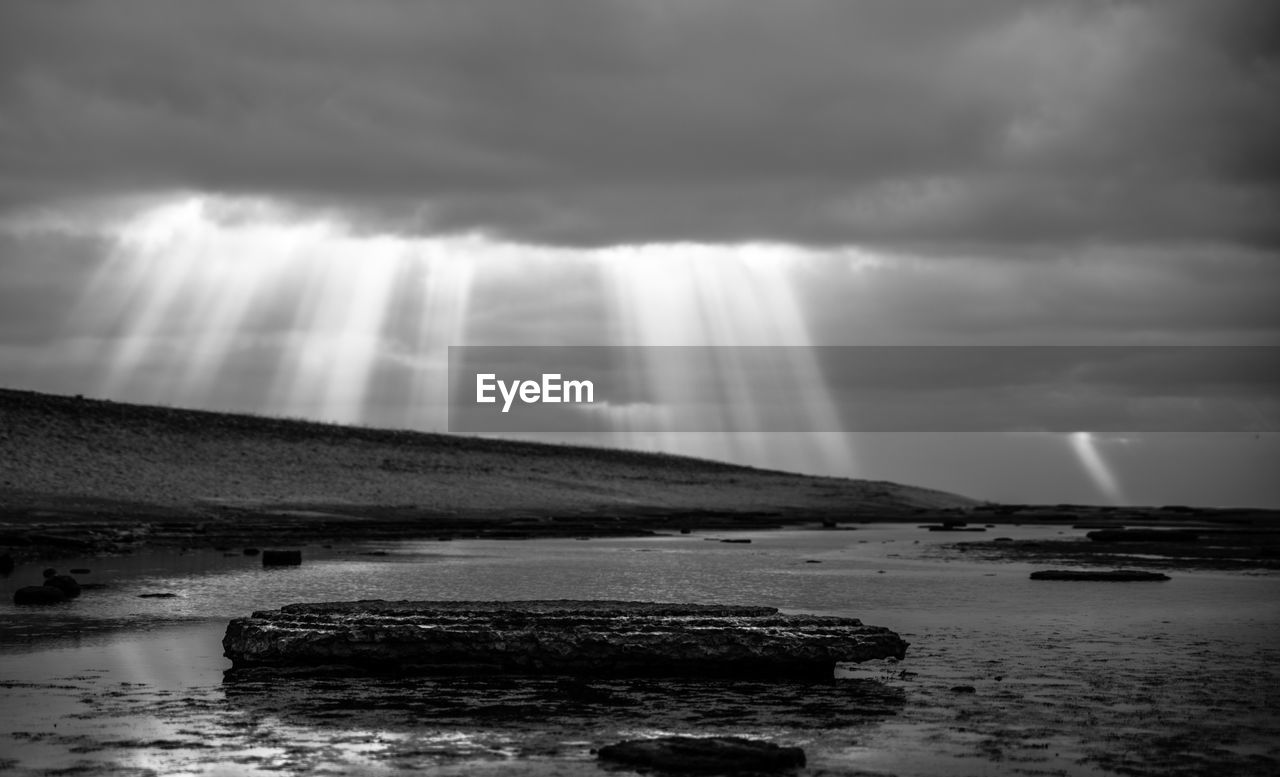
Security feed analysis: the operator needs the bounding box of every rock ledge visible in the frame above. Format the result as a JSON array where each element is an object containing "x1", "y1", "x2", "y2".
[
  {"x1": 222, "y1": 599, "x2": 908, "y2": 678},
  {"x1": 1030, "y1": 569, "x2": 1171, "y2": 581}
]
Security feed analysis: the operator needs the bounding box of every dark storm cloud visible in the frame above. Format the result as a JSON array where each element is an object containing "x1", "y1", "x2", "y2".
[{"x1": 1, "y1": 0, "x2": 1276, "y2": 247}]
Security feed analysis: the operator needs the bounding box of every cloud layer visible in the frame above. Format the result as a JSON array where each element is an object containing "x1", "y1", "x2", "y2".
[{"x1": 2, "y1": 0, "x2": 1277, "y2": 246}]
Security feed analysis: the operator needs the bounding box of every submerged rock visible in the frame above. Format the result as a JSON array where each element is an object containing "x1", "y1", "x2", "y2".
[
  {"x1": 597, "y1": 735, "x2": 805, "y2": 773},
  {"x1": 1030, "y1": 569, "x2": 1171, "y2": 581},
  {"x1": 222, "y1": 600, "x2": 908, "y2": 677},
  {"x1": 14, "y1": 585, "x2": 67, "y2": 605}
]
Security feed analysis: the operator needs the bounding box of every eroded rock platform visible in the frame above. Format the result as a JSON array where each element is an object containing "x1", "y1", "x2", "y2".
[{"x1": 222, "y1": 600, "x2": 908, "y2": 678}]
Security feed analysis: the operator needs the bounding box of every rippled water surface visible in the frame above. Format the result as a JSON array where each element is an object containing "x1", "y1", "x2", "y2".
[{"x1": 2, "y1": 525, "x2": 1278, "y2": 776}]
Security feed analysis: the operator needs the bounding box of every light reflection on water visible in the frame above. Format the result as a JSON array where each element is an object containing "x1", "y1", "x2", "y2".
[{"x1": 1, "y1": 525, "x2": 1278, "y2": 776}]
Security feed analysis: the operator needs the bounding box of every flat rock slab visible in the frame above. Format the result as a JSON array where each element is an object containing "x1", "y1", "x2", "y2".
[
  {"x1": 1086, "y1": 529, "x2": 1201, "y2": 543},
  {"x1": 1030, "y1": 569, "x2": 1171, "y2": 581},
  {"x1": 597, "y1": 735, "x2": 805, "y2": 773},
  {"x1": 222, "y1": 599, "x2": 908, "y2": 678}
]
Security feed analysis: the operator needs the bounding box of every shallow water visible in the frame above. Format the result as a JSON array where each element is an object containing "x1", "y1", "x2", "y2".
[{"x1": 2, "y1": 525, "x2": 1278, "y2": 776}]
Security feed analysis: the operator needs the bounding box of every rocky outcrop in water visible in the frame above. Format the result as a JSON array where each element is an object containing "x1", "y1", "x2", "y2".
[
  {"x1": 222, "y1": 600, "x2": 908, "y2": 678},
  {"x1": 1086, "y1": 529, "x2": 1200, "y2": 543},
  {"x1": 1030, "y1": 569, "x2": 1171, "y2": 581},
  {"x1": 261, "y1": 549, "x2": 302, "y2": 566},
  {"x1": 14, "y1": 585, "x2": 66, "y2": 605}
]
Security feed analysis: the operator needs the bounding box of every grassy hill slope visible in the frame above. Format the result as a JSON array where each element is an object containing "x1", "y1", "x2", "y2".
[{"x1": 0, "y1": 388, "x2": 976, "y2": 550}]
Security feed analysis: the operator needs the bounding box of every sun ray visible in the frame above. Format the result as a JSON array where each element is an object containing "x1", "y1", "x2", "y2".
[
  {"x1": 601, "y1": 243, "x2": 855, "y2": 476},
  {"x1": 1070, "y1": 431, "x2": 1126, "y2": 504},
  {"x1": 65, "y1": 195, "x2": 476, "y2": 427},
  {"x1": 407, "y1": 240, "x2": 476, "y2": 429},
  {"x1": 57, "y1": 195, "x2": 859, "y2": 479}
]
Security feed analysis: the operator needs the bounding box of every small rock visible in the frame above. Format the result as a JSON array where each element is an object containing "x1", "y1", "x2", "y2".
[
  {"x1": 138, "y1": 592, "x2": 179, "y2": 599},
  {"x1": 42, "y1": 568, "x2": 57, "y2": 578},
  {"x1": 45, "y1": 574, "x2": 81, "y2": 598},
  {"x1": 719, "y1": 538, "x2": 751, "y2": 544},
  {"x1": 262, "y1": 549, "x2": 302, "y2": 566},
  {"x1": 950, "y1": 685, "x2": 977, "y2": 693},
  {"x1": 14, "y1": 585, "x2": 67, "y2": 605},
  {"x1": 597, "y1": 736, "x2": 805, "y2": 773}
]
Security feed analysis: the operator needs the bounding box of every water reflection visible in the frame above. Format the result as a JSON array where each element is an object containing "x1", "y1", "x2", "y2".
[
  {"x1": 214, "y1": 672, "x2": 904, "y2": 773},
  {"x1": 221, "y1": 673, "x2": 906, "y2": 733}
]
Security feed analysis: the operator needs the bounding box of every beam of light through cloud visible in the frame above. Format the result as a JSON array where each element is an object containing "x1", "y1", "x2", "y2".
[
  {"x1": 1069, "y1": 431, "x2": 1126, "y2": 505},
  {"x1": 408, "y1": 244, "x2": 474, "y2": 430},
  {"x1": 95, "y1": 199, "x2": 213, "y2": 399},
  {"x1": 601, "y1": 243, "x2": 855, "y2": 477},
  {"x1": 47, "y1": 194, "x2": 863, "y2": 478},
  {"x1": 264, "y1": 235, "x2": 401, "y2": 423},
  {"x1": 58, "y1": 195, "x2": 479, "y2": 428}
]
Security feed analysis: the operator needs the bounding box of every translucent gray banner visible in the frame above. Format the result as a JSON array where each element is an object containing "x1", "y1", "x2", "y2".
[{"x1": 447, "y1": 346, "x2": 1279, "y2": 433}]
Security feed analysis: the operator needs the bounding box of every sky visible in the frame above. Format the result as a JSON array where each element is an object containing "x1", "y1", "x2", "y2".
[{"x1": 1, "y1": 0, "x2": 1277, "y2": 506}]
